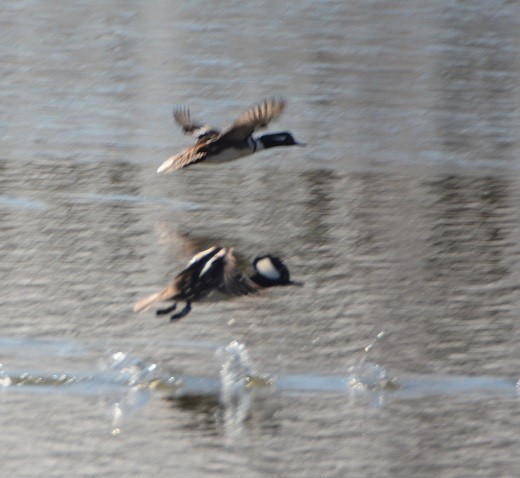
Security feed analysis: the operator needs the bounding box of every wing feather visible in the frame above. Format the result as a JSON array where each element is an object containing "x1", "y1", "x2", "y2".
[
  {"x1": 173, "y1": 106, "x2": 220, "y2": 139},
  {"x1": 220, "y1": 98, "x2": 286, "y2": 142},
  {"x1": 157, "y1": 145, "x2": 207, "y2": 173},
  {"x1": 219, "y1": 248, "x2": 260, "y2": 296}
]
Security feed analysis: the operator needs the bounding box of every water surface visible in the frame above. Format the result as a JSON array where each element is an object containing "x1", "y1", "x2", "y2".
[{"x1": 1, "y1": 0, "x2": 519, "y2": 477}]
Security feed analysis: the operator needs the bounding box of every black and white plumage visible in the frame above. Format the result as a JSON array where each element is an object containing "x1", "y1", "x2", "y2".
[
  {"x1": 157, "y1": 98, "x2": 304, "y2": 173},
  {"x1": 133, "y1": 246, "x2": 301, "y2": 320}
]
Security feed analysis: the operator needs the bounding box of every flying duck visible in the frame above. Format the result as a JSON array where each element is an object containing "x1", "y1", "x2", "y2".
[
  {"x1": 157, "y1": 98, "x2": 304, "y2": 173},
  {"x1": 133, "y1": 246, "x2": 301, "y2": 320}
]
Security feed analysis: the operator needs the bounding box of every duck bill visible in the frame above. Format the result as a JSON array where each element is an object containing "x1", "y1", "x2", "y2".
[
  {"x1": 287, "y1": 280, "x2": 304, "y2": 286},
  {"x1": 295, "y1": 141, "x2": 306, "y2": 147}
]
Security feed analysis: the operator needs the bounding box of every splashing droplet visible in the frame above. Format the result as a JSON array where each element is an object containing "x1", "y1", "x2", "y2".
[
  {"x1": 218, "y1": 341, "x2": 253, "y2": 429},
  {"x1": 111, "y1": 402, "x2": 122, "y2": 436}
]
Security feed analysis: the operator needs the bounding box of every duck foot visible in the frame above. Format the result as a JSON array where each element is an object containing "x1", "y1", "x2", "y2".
[
  {"x1": 157, "y1": 303, "x2": 177, "y2": 315},
  {"x1": 170, "y1": 301, "x2": 192, "y2": 321}
]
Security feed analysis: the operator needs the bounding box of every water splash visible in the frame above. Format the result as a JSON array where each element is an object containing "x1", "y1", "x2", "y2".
[
  {"x1": 218, "y1": 341, "x2": 253, "y2": 432},
  {"x1": 348, "y1": 361, "x2": 394, "y2": 392},
  {"x1": 0, "y1": 364, "x2": 12, "y2": 388},
  {"x1": 98, "y1": 351, "x2": 178, "y2": 435},
  {"x1": 363, "y1": 330, "x2": 386, "y2": 354},
  {"x1": 348, "y1": 330, "x2": 395, "y2": 388},
  {"x1": 0, "y1": 336, "x2": 515, "y2": 432},
  {"x1": 99, "y1": 351, "x2": 162, "y2": 388},
  {"x1": 347, "y1": 331, "x2": 397, "y2": 406},
  {"x1": 111, "y1": 402, "x2": 123, "y2": 436}
]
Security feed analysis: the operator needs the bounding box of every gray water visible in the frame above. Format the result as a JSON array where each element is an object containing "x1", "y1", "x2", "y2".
[{"x1": 1, "y1": 0, "x2": 520, "y2": 476}]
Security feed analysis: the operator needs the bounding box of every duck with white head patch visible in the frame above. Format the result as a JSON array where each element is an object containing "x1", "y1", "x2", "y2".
[
  {"x1": 133, "y1": 247, "x2": 302, "y2": 320},
  {"x1": 157, "y1": 98, "x2": 304, "y2": 173}
]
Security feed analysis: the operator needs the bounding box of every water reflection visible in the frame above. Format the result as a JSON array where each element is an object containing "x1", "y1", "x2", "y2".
[
  {"x1": 348, "y1": 171, "x2": 391, "y2": 255},
  {"x1": 168, "y1": 394, "x2": 220, "y2": 433},
  {"x1": 421, "y1": 173, "x2": 517, "y2": 372},
  {"x1": 425, "y1": 175, "x2": 509, "y2": 284},
  {"x1": 435, "y1": 2, "x2": 518, "y2": 161},
  {"x1": 301, "y1": 169, "x2": 336, "y2": 249}
]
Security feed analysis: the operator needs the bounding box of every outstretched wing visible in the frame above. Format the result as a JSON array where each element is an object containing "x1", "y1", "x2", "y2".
[
  {"x1": 173, "y1": 106, "x2": 220, "y2": 140},
  {"x1": 219, "y1": 248, "x2": 260, "y2": 296},
  {"x1": 159, "y1": 106, "x2": 222, "y2": 173},
  {"x1": 219, "y1": 98, "x2": 286, "y2": 142}
]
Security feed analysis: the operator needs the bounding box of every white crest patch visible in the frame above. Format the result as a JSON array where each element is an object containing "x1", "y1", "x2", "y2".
[{"x1": 255, "y1": 257, "x2": 280, "y2": 281}]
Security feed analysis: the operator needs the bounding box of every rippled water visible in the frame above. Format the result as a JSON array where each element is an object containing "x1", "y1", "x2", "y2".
[{"x1": 1, "y1": 0, "x2": 519, "y2": 477}]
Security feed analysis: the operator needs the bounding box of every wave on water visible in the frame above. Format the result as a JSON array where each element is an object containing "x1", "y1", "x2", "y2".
[
  {"x1": 0, "y1": 195, "x2": 47, "y2": 210},
  {"x1": 65, "y1": 192, "x2": 204, "y2": 210}
]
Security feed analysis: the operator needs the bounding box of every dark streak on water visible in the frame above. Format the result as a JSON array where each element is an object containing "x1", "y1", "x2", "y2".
[{"x1": 0, "y1": 0, "x2": 519, "y2": 477}]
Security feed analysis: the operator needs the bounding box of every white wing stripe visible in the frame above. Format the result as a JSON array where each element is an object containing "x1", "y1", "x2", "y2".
[
  {"x1": 199, "y1": 248, "x2": 227, "y2": 277},
  {"x1": 187, "y1": 246, "x2": 218, "y2": 267}
]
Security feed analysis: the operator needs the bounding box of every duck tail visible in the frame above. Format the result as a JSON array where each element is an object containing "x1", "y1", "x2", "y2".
[
  {"x1": 157, "y1": 151, "x2": 205, "y2": 174},
  {"x1": 134, "y1": 283, "x2": 178, "y2": 312},
  {"x1": 133, "y1": 292, "x2": 163, "y2": 312},
  {"x1": 157, "y1": 155, "x2": 179, "y2": 174}
]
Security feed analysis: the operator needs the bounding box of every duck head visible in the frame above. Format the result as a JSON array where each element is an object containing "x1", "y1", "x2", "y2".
[
  {"x1": 258, "y1": 132, "x2": 305, "y2": 149},
  {"x1": 250, "y1": 255, "x2": 303, "y2": 288}
]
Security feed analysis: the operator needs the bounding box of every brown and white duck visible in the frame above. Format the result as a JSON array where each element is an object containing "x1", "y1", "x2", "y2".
[{"x1": 157, "y1": 98, "x2": 304, "y2": 173}]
